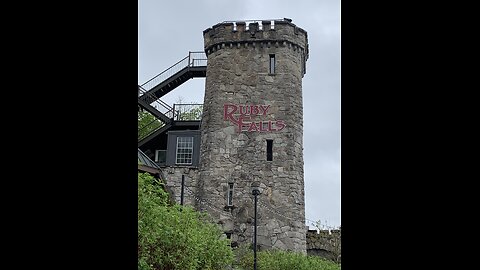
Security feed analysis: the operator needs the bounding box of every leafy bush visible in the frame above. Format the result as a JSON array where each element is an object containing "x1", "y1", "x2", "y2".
[
  {"x1": 234, "y1": 244, "x2": 340, "y2": 270},
  {"x1": 138, "y1": 173, "x2": 234, "y2": 270}
]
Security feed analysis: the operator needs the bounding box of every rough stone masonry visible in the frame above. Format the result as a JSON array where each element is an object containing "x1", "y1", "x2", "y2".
[{"x1": 195, "y1": 19, "x2": 309, "y2": 253}]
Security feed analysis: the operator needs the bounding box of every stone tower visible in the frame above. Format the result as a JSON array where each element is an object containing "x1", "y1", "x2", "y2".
[{"x1": 196, "y1": 19, "x2": 308, "y2": 252}]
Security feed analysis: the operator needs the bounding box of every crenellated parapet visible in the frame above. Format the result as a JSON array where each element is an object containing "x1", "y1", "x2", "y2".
[
  {"x1": 198, "y1": 18, "x2": 308, "y2": 253},
  {"x1": 203, "y1": 19, "x2": 308, "y2": 69},
  {"x1": 306, "y1": 229, "x2": 341, "y2": 262}
]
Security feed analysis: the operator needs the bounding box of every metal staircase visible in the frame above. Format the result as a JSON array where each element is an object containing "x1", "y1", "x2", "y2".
[
  {"x1": 138, "y1": 85, "x2": 174, "y2": 124},
  {"x1": 138, "y1": 51, "x2": 207, "y2": 104},
  {"x1": 138, "y1": 51, "x2": 207, "y2": 144}
]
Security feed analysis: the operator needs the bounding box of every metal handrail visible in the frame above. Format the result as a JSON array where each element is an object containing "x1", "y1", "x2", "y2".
[
  {"x1": 138, "y1": 103, "x2": 203, "y2": 142},
  {"x1": 140, "y1": 51, "x2": 207, "y2": 92},
  {"x1": 188, "y1": 51, "x2": 207, "y2": 67},
  {"x1": 172, "y1": 103, "x2": 203, "y2": 121},
  {"x1": 138, "y1": 118, "x2": 162, "y2": 133},
  {"x1": 138, "y1": 85, "x2": 174, "y2": 118},
  {"x1": 138, "y1": 51, "x2": 207, "y2": 142},
  {"x1": 138, "y1": 118, "x2": 166, "y2": 141}
]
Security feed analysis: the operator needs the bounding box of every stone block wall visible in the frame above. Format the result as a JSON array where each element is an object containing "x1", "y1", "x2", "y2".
[
  {"x1": 306, "y1": 229, "x2": 341, "y2": 263},
  {"x1": 162, "y1": 166, "x2": 199, "y2": 206},
  {"x1": 195, "y1": 19, "x2": 309, "y2": 253}
]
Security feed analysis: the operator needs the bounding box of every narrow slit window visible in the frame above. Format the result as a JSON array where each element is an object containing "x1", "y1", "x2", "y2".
[
  {"x1": 302, "y1": 54, "x2": 306, "y2": 75},
  {"x1": 227, "y1": 183, "x2": 234, "y2": 206},
  {"x1": 267, "y1": 139, "x2": 273, "y2": 161},
  {"x1": 269, "y1": 54, "x2": 275, "y2": 74}
]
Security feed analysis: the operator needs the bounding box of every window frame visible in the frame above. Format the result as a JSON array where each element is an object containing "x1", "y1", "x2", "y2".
[
  {"x1": 175, "y1": 136, "x2": 194, "y2": 165},
  {"x1": 155, "y1": 149, "x2": 166, "y2": 163}
]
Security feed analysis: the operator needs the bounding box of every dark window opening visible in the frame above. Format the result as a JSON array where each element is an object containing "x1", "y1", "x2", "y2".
[
  {"x1": 155, "y1": 150, "x2": 167, "y2": 165},
  {"x1": 269, "y1": 54, "x2": 275, "y2": 74},
  {"x1": 227, "y1": 183, "x2": 234, "y2": 206},
  {"x1": 267, "y1": 139, "x2": 273, "y2": 161},
  {"x1": 301, "y1": 54, "x2": 306, "y2": 74}
]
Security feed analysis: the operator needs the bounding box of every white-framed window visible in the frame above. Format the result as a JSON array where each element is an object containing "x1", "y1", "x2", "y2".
[
  {"x1": 227, "y1": 183, "x2": 234, "y2": 206},
  {"x1": 176, "y1": 137, "x2": 194, "y2": 165}
]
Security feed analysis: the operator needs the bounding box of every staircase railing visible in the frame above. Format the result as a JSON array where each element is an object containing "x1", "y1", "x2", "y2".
[
  {"x1": 172, "y1": 103, "x2": 204, "y2": 121},
  {"x1": 188, "y1": 51, "x2": 208, "y2": 67},
  {"x1": 138, "y1": 118, "x2": 165, "y2": 141},
  {"x1": 138, "y1": 85, "x2": 173, "y2": 142},
  {"x1": 139, "y1": 51, "x2": 207, "y2": 92},
  {"x1": 138, "y1": 51, "x2": 207, "y2": 143},
  {"x1": 138, "y1": 85, "x2": 174, "y2": 118}
]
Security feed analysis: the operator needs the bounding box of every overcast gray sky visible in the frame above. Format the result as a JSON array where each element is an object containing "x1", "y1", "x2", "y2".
[{"x1": 138, "y1": 0, "x2": 340, "y2": 229}]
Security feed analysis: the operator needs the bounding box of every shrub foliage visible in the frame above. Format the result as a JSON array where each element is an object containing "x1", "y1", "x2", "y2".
[
  {"x1": 234, "y1": 244, "x2": 341, "y2": 270},
  {"x1": 138, "y1": 173, "x2": 233, "y2": 270}
]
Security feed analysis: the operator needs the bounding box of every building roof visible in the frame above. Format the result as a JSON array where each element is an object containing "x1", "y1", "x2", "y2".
[{"x1": 138, "y1": 148, "x2": 162, "y2": 175}]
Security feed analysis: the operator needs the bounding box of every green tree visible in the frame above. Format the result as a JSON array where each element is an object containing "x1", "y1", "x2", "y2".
[
  {"x1": 138, "y1": 173, "x2": 234, "y2": 270},
  {"x1": 176, "y1": 105, "x2": 203, "y2": 121},
  {"x1": 138, "y1": 110, "x2": 164, "y2": 140}
]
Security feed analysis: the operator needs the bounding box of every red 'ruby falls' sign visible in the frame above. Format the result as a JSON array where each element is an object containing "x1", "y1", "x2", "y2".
[{"x1": 223, "y1": 104, "x2": 286, "y2": 133}]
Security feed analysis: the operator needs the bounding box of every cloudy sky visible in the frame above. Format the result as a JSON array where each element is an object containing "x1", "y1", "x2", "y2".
[{"x1": 138, "y1": 0, "x2": 340, "y2": 229}]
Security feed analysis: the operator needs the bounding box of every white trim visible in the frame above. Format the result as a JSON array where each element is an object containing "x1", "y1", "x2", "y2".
[{"x1": 175, "y1": 136, "x2": 194, "y2": 165}]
